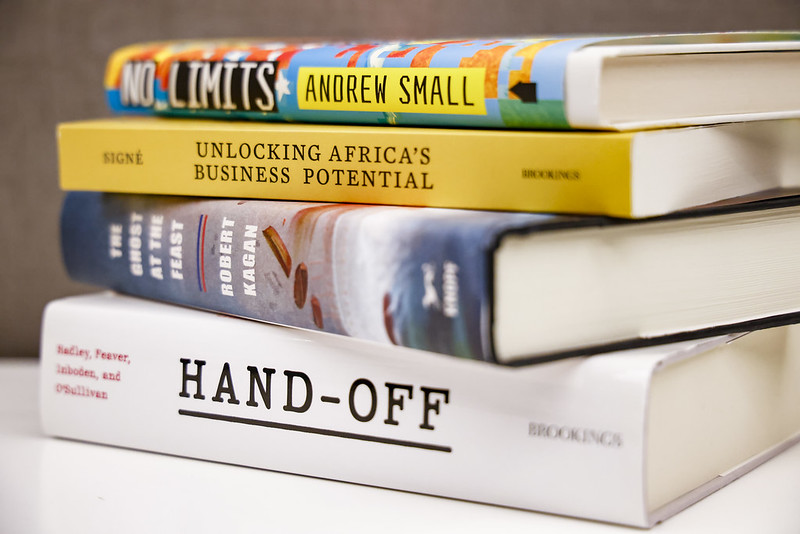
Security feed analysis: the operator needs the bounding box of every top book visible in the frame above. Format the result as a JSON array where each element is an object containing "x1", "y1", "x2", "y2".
[{"x1": 105, "y1": 32, "x2": 800, "y2": 131}]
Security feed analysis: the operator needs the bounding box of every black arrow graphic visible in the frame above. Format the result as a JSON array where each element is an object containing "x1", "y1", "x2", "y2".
[{"x1": 509, "y1": 82, "x2": 538, "y2": 103}]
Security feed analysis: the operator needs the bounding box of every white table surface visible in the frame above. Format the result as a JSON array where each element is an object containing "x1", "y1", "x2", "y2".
[{"x1": 1, "y1": 358, "x2": 799, "y2": 533}]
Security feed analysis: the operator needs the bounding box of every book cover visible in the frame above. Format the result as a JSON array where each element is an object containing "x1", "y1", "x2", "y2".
[
  {"x1": 104, "y1": 32, "x2": 800, "y2": 130},
  {"x1": 39, "y1": 293, "x2": 800, "y2": 527},
  {"x1": 57, "y1": 117, "x2": 800, "y2": 218},
  {"x1": 61, "y1": 192, "x2": 552, "y2": 363},
  {"x1": 60, "y1": 192, "x2": 800, "y2": 364}
]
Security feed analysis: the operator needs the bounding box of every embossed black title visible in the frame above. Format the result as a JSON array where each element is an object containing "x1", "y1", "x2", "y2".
[{"x1": 178, "y1": 359, "x2": 452, "y2": 452}]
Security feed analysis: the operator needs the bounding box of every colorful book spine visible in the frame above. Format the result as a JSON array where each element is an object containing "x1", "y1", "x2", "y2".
[
  {"x1": 58, "y1": 192, "x2": 800, "y2": 364},
  {"x1": 103, "y1": 33, "x2": 800, "y2": 130},
  {"x1": 57, "y1": 117, "x2": 800, "y2": 218},
  {"x1": 104, "y1": 36, "x2": 601, "y2": 129},
  {"x1": 60, "y1": 191, "x2": 565, "y2": 364},
  {"x1": 39, "y1": 293, "x2": 800, "y2": 527}
]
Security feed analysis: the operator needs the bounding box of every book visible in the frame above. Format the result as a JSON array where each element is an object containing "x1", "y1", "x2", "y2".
[
  {"x1": 60, "y1": 191, "x2": 800, "y2": 364},
  {"x1": 57, "y1": 117, "x2": 800, "y2": 218},
  {"x1": 104, "y1": 32, "x2": 800, "y2": 131},
  {"x1": 39, "y1": 292, "x2": 800, "y2": 527}
]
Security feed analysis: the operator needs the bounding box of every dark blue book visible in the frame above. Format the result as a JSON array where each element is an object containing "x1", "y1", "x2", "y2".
[{"x1": 61, "y1": 192, "x2": 800, "y2": 364}]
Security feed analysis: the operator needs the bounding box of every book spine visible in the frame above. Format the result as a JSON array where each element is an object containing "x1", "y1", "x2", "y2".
[
  {"x1": 103, "y1": 38, "x2": 606, "y2": 130},
  {"x1": 61, "y1": 192, "x2": 558, "y2": 362},
  {"x1": 57, "y1": 119, "x2": 635, "y2": 217},
  {"x1": 39, "y1": 293, "x2": 653, "y2": 526}
]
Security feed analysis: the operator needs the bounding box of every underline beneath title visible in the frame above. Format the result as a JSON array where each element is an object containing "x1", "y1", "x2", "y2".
[{"x1": 178, "y1": 409, "x2": 452, "y2": 453}]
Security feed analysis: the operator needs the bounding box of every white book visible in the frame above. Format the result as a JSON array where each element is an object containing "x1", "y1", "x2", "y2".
[{"x1": 39, "y1": 292, "x2": 800, "y2": 528}]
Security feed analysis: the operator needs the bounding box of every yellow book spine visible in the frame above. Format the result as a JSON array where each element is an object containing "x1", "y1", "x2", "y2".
[{"x1": 58, "y1": 118, "x2": 634, "y2": 217}]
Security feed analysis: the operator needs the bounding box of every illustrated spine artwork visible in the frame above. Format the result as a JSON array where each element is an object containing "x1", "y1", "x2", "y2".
[
  {"x1": 105, "y1": 37, "x2": 605, "y2": 129},
  {"x1": 61, "y1": 192, "x2": 558, "y2": 361}
]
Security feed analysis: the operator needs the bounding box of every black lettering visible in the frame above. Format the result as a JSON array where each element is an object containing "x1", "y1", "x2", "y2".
[
  {"x1": 179, "y1": 358, "x2": 206, "y2": 399},
  {"x1": 253, "y1": 143, "x2": 265, "y2": 159},
  {"x1": 399, "y1": 75, "x2": 410, "y2": 104},
  {"x1": 374, "y1": 75, "x2": 387, "y2": 103},
  {"x1": 333, "y1": 74, "x2": 343, "y2": 102},
  {"x1": 413, "y1": 76, "x2": 427, "y2": 105},
  {"x1": 361, "y1": 170, "x2": 375, "y2": 187},
  {"x1": 447, "y1": 76, "x2": 456, "y2": 106},
  {"x1": 349, "y1": 378, "x2": 377, "y2": 422},
  {"x1": 225, "y1": 142, "x2": 236, "y2": 158},
  {"x1": 240, "y1": 165, "x2": 252, "y2": 182},
  {"x1": 420, "y1": 387, "x2": 449, "y2": 430},
  {"x1": 305, "y1": 74, "x2": 316, "y2": 101},
  {"x1": 319, "y1": 75, "x2": 330, "y2": 102},
  {"x1": 206, "y1": 165, "x2": 219, "y2": 180},
  {"x1": 211, "y1": 362, "x2": 240, "y2": 404},
  {"x1": 347, "y1": 74, "x2": 357, "y2": 102},
  {"x1": 430, "y1": 76, "x2": 443, "y2": 105},
  {"x1": 463, "y1": 76, "x2": 474, "y2": 106},
  {"x1": 419, "y1": 147, "x2": 430, "y2": 165},
  {"x1": 246, "y1": 366, "x2": 276, "y2": 408},
  {"x1": 398, "y1": 147, "x2": 412, "y2": 164},
  {"x1": 283, "y1": 370, "x2": 313, "y2": 413},
  {"x1": 360, "y1": 74, "x2": 371, "y2": 103},
  {"x1": 421, "y1": 172, "x2": 433, "y2": 190},
  {"x1": 384, "y1": 383, "x2": 413, "y2": 425}
]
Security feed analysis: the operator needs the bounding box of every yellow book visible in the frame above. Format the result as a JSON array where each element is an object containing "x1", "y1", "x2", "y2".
[{"x1": 57, "y1": 117, "x2": 800, "y2": 218}]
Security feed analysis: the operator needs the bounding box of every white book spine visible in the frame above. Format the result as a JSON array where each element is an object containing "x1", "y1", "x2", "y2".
[{"x1": 40, "y1": 293, "x2": 727, "y2": 527}]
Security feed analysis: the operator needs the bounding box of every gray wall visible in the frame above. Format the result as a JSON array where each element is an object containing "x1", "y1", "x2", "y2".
[{"x1": 2, "y1": 0, "x2": 799, "y2": 357}]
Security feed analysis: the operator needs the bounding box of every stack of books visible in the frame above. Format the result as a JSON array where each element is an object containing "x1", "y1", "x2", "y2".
[{"x1": 42, "y1": 33, "x2": 800, "y2": 527}]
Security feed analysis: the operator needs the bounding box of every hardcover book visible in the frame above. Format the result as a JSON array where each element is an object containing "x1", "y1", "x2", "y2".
[
  {"x1": 57, "y1": 117, "x2": 800, "y2": 218},
  {"x1": 104, "y1": 32, "x2": 800, "y2": 130},
  {"x1": 60, "y1": 192, "x2": 800, "y2": 364},
  {"x1": 39, "y1": 293, "x2": 800, "y2": 528}
]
